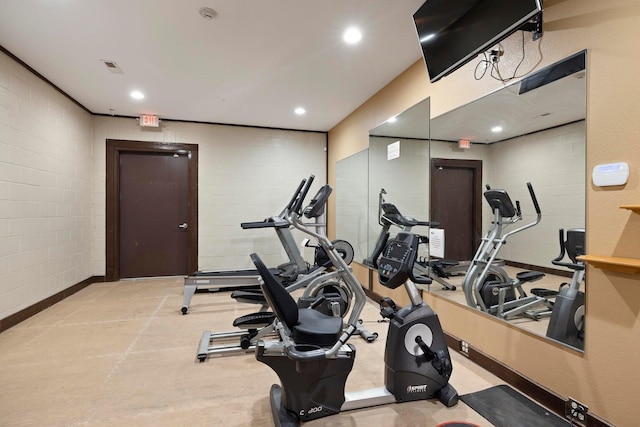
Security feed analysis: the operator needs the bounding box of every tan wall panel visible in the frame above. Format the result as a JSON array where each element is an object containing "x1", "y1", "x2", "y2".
[{"x1": 351, "y1": 262, "x2": 372, "y2": 292}]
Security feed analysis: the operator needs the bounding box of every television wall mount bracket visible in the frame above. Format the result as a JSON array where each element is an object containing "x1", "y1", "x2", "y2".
[{"x1": 520, "y1": 12, "x2": 543, "y2": 41}]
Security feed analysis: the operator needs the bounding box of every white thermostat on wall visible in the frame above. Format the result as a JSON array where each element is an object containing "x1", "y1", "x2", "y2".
[{"x1": 592, "y1": 162, "x2": 629, "y2": 187}]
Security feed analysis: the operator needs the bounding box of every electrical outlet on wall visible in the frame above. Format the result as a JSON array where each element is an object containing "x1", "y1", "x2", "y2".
[
  {"x1": 460, "y1": 340, "x2": 469, "y2": 356},
  {"x1": 566, "y1": 397, "x2": 588, "y2": 425}
]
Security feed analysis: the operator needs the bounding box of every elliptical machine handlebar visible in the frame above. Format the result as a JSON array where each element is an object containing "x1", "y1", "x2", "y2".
[
  {"x1": 377, "y1": 188, "x2": 387, "y2": 227},
  {"x1": 500, "y1": 182, "x2": 542, "y2": 240},
  {"x1": 292, "y1": 175, "x2": 315, "y2": 215},
  {"x1": 527, "y1": 182, "x2": 541, "y2": 216},
  {"x1": 288, "y1": 180, "x2": 368, "y2": 357},
  {"x1": 283, "y1": 177, "x2": 308, "y2": 216}
]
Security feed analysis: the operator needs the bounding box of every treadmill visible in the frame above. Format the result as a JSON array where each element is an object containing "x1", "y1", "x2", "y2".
[{"x1": 181, "y1": 177, "x2": 316, "y2": 314}]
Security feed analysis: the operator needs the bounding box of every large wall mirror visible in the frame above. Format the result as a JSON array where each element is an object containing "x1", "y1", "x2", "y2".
[
  {"x1": 337, "y1": 51, "x2": 587, "y2": 352},
  {"x1": 429, "y1": 51, "x2": 586, "y2": 353}
]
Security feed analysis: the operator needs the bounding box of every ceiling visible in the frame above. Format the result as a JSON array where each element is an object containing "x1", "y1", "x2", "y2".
[
  {"x1": 371, "y1": 65, "x2": 586, "y2": 144},
  {"x1": 430, "y1": 67, "x2": 586, "y2": 144},
  {"x1": 0, "y1": 0, "x2": 426, "y2": 132}
]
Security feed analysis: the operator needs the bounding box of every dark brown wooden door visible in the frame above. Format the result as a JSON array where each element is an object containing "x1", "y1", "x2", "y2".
[
  {"x1": 119, "y1": 152, "x2": 189, "y2": 278},
  {"x1": 430, "y1": 158, "x2": 482, "y2": 261}
]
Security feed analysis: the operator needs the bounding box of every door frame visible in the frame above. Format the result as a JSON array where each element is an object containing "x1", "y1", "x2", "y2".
[
  {"x1": 106, "y1": 139, "x2": 198, "y2": 282},
  {"x1": 429, "y1": 158, "x2": 483, "y2": 258}
]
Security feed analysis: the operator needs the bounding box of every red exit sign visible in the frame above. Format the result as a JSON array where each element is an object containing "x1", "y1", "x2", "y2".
[{"x1": 140, "y1": 114, "x2": 159, "y2": 127}]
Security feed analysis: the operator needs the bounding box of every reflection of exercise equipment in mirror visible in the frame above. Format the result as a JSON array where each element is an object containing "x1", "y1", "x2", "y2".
[
  {"x1": 196, "y1": 176, "x2": 375, "y2": 361},
  {"x1": 252, "y1": 229, "x2": 457, "y2": 425},
  {"x1": 363, "y1": 188, "x2": 461, "y2": 291},
  {"x1": 462, "y1": 183, "x2": 558, "y2": 321},
  {"x1": 546, "y1": 228, "x2": 586, "y2": 350}
]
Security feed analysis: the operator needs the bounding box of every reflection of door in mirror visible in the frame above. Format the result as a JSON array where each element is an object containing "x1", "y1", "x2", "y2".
[
  {"x1": 428, "y1": 51, "x2": 587, "y2": 352},
  {"x1": 430, "y1": 158, "x2": 482, "y2": 262}
]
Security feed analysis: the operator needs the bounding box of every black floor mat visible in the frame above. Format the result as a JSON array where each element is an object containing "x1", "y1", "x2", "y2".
[{"x1": 460, "y1": 385, "x2": 569, "y2": 427}]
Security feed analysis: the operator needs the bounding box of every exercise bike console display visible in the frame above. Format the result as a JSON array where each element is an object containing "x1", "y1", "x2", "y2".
[{"x1": 378, "y1": 238, "x2": 414, "y2": 289}]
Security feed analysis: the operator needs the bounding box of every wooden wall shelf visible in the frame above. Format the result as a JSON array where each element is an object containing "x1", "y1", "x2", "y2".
[
  {"x1": 577, "y1": 255, "x2": 640, "y2": 274},
  {"x1": 620, "y1": 205, "x2": 640, "y2": 213}
]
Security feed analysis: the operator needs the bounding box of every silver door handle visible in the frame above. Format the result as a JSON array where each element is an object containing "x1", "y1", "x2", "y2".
[{"x1": 178, "y1": 223, "x2": 188, "y2": 230}]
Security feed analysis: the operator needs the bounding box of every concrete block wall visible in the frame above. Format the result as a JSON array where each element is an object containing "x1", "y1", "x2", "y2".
[{"x1": 0, "y1": 51, "x2": 93, "y2": 319}]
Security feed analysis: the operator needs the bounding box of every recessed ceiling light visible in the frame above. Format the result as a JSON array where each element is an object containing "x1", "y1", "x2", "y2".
[
  {"x1": 130, "y1": 90, "x2": 145, "y2": 100},
  {"x1": 343, "y1": 27, "x2": 362, "y2": 44},
  {"x1": 491, "y1": 126, "x2": 503, "y2": 133},
  {"x1": 294, "y1": 107, "x2": 306, "y2": 115}
]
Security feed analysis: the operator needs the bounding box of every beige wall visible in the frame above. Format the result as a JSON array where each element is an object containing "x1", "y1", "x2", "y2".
[
  {"x1": 328, "y1": 1, "x2": 640, "y2": 425},
  {"x1": 0, "y1": 50, "x2": 94, "y2": 320}
]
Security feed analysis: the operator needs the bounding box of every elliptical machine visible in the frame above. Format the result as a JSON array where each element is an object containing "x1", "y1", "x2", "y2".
[
  {"x1": 251, "y1": 196, "x2": 457, "y2": 425},
  {"x1": 462, "y1": 183, "x2": 556, "y2": 320},
  {"x1": 546, "y1": 228, "x2": 586, "y2": 350},
  {"x1": 182, "y1": 177, "x2": 347, "y2": 314},
  {"x1": 196, "y1": 177, "x2": 372, "y2": 361}
]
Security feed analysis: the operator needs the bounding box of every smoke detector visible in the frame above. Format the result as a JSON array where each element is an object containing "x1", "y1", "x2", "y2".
[{"x1": 199, "y1": 7, "x2": 217, "y2": 19}]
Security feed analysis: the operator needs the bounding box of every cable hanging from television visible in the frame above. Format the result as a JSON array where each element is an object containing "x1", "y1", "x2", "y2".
[
  {"x1": 413, "y1": 0, "x2": 543, "y2": 83},
  {"x1": 474, "y1": 31, "x2": 541, "y2": 84}
]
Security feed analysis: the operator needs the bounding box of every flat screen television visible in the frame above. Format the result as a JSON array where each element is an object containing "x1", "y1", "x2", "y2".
[{"x1": 413, "y1": 0, "x2": 543, "y2": 83}]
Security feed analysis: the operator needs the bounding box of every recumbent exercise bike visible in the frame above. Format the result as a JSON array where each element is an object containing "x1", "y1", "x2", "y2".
[{"x1": 251, "y1": 224, "x2": 457, "y2": 425}]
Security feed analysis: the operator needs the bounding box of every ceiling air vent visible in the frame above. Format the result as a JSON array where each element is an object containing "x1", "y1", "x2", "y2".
[{"x1": 100, "y1": 60, "x2": 124, "y2": 74}]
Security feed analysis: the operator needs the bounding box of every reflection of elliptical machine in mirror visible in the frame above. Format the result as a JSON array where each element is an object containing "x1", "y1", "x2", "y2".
[
  {"x1": 546, "y1": 228, "x2": 586, "y2": 350},
  {"x1": 462, "y1": 183, "x2": 558, "y2": 321},
  {"x1": 363, "y1": 188, "x2": 467, "y2": 291}
]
